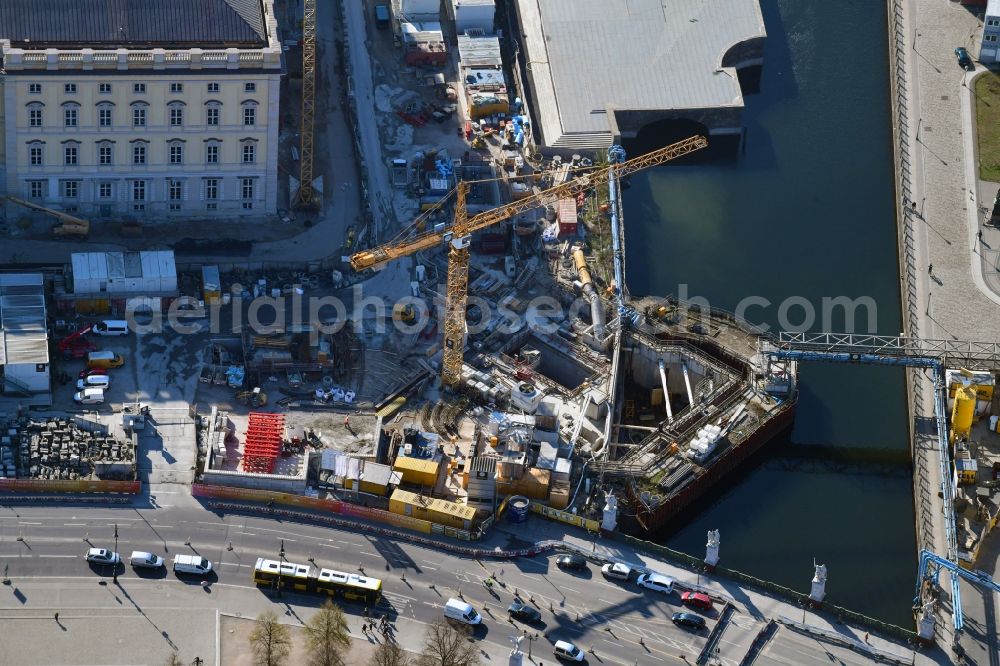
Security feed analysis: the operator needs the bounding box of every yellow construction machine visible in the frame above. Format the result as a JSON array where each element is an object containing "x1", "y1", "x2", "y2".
[{"x1": 5, "y1": 195, "x2": 90, "y2": 237}]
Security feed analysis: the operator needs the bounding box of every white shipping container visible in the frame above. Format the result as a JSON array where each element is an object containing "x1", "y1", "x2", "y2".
[
  {"x1": 452, "y1": 0, "x2": 494, "y2": 34},
  {"x1": 158, "y1": 252, "x2": 178, "y2": 292},
  {"x1": 402, "y1": 0, "x2": 441, "y2": 15}
]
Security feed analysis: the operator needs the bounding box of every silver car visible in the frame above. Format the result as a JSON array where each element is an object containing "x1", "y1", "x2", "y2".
[
  {"x1": 129, "y1": 551, "x2": 165, "y2": 569},
  {"x1": 85, "y1": 548, "x2": 120, "y2": 565}
]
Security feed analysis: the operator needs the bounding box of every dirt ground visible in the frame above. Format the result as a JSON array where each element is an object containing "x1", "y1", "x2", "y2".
[{"x1": 219, "y1": 614, "x2": 415, "y2": 666}]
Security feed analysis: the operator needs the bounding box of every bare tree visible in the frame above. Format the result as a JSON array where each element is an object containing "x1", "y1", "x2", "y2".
[
  {"x1": 305, "y1": 599, "x2": 351, "y2": 666},
  {"x1": 249, "y1": 610, "x2": 293, "y2": 666},
  {"x1": 416, "y1": 621, "x2": 480, "y2": 666},
  {"x1": 369, "y1": 641, "x2": 410, "y2": 666},
  {"x1": 164, "y1": 652, "x2": 183, "y2": 666}
]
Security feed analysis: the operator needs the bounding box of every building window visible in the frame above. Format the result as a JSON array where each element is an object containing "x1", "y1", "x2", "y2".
[
  {"x1": 988, "y1": 35, "x2": 999, "y2": 43},
  {"x1": 169, "y1": 179, "x2": 183, "y2": 204},
  {"x1": 170, "y1": 83, "x2": 184, "y2": 93},
  {"x1": 245, "y1": 82, "x2": 256, "y2": 93},
  {"x1": 242, "y1": 142, "x2": 256, "y2": 164},
  {"x1": 206, "y1": 143, "x2": 220, "y2": 164},
  {"x1": 28, "y1": 104, "x2": 43, "y2": 127},
  {"x1": 132, "y1": 180, "x2": 146, "y2": 201},
  {"x1": 28, "y1": 181, "x2": 45, "y2": 199},
  {"x1": 99, "y1": 83, "x2": 112, "y2": 94},
  {"x1": 132, "y1": 142, "x2": 147, "y2": 165},
  {"x1": 61, "y1": 180, "x2": 79, "y2": 198},
  {"x1": 99, "y1": 182, "x2": 113, "y2": 199},
  {"x1": 207, "y1": 82, "x2": 220, "y2": 93},
  {"x1": 241, "y1": 178, "x2": 254, "y2": 209},
  {"x1": 28, "y1": 83, "x2": 41, "y2": 94},
  {"x1": 205, "y1": 178, "x2": 219, "y2": 201},
  {"x1": 64, "y1": 105, "x2": 78, "y2": 127},
  {"x1": 134, "y1": 83, "x2": 146, "y2": 94},
  {"x1": 206, "y1": 104, "x2": 220, "y2": 126},
  {"x1": 29, "y1": 144, "x2": 43, "y2": 166},
  {"x1": 989, "y1": 18, "x2": 1000, "y2": 26},
  {"x1": 133, "y1": 105, "x2": 147, "y2": 127},
  {"x1": 98, "y1": 104, "x2": 114, "y2": 127},
  {"x1": 243, "y1": 105, "x2": 256, "y2": 126},
  {"x1": 99, "y1": 143, "x2": 113, "y2": 165},
  {"x1": 169, "y1": 143, "x2": 184, "y2": 164},
  {"x1": 64, "y1": 83, "x2": 77, "y2": 94},
  {"x1": 64, "y1": 144, "x2": 78, "y2": 166},
  {"x1": 169, "y1": 105, "x2": 184, "y2": 127}
]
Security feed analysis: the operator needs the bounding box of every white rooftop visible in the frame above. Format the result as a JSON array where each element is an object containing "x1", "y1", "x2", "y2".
[
  {"x1": 0, "y1": 273, "x2": 47, "y2": 366},
  {"x1": 516, "y1": 0, "x2": 765, "y2": 148}
]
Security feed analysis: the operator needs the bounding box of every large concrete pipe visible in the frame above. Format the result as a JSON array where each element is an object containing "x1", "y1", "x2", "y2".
[
  {"x1": 682, "y1": 363, "x2": 695, "y2": 407},
  {"x1": 572, "y1": 248, "x2": 606, "y2": 339},
  {"x1": 658, "y1": 359, "x2": 674, "y2": 423}
]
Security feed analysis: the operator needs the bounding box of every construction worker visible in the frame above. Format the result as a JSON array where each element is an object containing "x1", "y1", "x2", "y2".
[{"x1": 344, "y1": 415, "x2": 351, "y2": 429}]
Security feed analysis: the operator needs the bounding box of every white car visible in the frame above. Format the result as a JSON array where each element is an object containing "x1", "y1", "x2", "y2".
[
  {"x1": 601, "y1": 562, "x2": 632, "y2": 580},
  {"x1": 129, "y1": 551, "x2": 165, "y2": 569},
  {"x1": 554, "y1": 640, "x2": 585, "y2": 662},
  {"x1": 637, "y1": 572, "x2": 674, "y2": 594},
  {"x1": 85, "y1": 548, "x2": 120, "y2": 565}
]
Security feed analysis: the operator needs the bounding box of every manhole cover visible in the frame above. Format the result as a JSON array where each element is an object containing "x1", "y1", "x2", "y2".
[
  {"x1": 924, "y1": 126, "x2": 933, "y2": 133},
  {"x1": 941, "y1": 95, "x2": 950, "y2": 100}
]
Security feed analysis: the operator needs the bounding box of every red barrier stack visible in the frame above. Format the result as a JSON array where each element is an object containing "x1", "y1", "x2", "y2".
[{"x1": 242, "y1": 412, "x2": 285, "y2": 474}]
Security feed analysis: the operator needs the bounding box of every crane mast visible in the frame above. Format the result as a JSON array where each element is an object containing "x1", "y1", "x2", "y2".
[{"x1": 349, "y1": 135, "x2": 708, "y2": 388}]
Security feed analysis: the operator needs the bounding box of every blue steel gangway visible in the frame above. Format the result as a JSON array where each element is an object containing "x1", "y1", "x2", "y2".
[{"x1": 758, "y1": 331, "x2": 1000, "y2": 639}]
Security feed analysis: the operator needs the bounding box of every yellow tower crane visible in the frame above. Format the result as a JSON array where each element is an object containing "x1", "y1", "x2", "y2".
[
  {"x1": 292, "y1": 0, "x2": 319, "y2": 210},
  {"x1": 350, "y1": 135, "x2": 708, "y2": 388}
]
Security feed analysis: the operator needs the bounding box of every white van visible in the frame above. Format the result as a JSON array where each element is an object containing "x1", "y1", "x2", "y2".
[
  {"x1": 173, "y1": 554, "x2": 213, "y2": 575},
  {"x1": 92, "y1": 320, "x2": 130, "y2": 336},
  {"x1": 76, "y1": 374, "x2": 111, "y2": 391},
  {"x1": 73, "y1": 387, "x2": 105, "y2": 405},
  {"x1": 443, "y1": 598, "x2": 481, "y2": 625}
]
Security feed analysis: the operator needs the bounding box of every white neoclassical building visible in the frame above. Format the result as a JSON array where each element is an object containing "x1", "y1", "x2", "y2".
[{"x1": 0, "y1": 0, "x2": 282, "y2": 219}]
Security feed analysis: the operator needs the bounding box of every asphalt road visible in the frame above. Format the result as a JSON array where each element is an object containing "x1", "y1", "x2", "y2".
[{"x1": 0, "y1": 489, "x2": 710, "y2": 666}]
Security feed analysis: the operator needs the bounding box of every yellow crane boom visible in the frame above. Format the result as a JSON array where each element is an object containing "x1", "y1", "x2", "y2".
[
  {"x1": 350, "y1": 135, "x2": 708, "y2": 387},
  {"x1": 5, "y1": 195, "x2": 90, "y2": 236}
]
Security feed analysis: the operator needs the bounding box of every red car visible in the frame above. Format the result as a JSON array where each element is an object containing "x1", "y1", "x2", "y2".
[
  {"x1": 681, "y1": 591, "x2": 713, "y2": 611},
  {"x1": 78, "y1": 368, "x2": 108, "y2": 379}
]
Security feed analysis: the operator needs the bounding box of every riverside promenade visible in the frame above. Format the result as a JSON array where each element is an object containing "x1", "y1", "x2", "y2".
[{"x1": 890, "y1": 0, "x2": 1000, "y2": 660}]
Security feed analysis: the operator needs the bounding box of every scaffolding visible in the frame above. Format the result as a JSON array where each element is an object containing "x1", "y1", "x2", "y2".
[{"x1": 243, "y1": 412, "x2": 285, "y2": 474}]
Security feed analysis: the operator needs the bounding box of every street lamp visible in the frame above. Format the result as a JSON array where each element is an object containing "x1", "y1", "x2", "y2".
[
  {"x1": 113, "y1": 523, "x2": 119, "y2": 583},
  {"x1": 277, "y1": 539, "x2": 285, "y2": 598}
]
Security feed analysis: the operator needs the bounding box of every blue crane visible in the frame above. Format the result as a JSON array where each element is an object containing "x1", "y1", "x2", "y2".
[{"x1": 917, "y1": 549, "x2": 1000, "y2": 634}]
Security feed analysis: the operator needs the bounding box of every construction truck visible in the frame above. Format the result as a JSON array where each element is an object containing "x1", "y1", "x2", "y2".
[{"x1": 5, "y1": 196, "x2": 90, "y2": 237}]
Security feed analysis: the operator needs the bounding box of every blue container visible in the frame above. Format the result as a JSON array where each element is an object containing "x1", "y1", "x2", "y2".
[{"x1": 507, "y1": 496, "x2": 530, "y2": 523}]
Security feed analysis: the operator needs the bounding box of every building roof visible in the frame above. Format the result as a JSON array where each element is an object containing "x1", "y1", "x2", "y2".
[
  {"x1": 515, "y1": 0, "x2": 765, "y2": 148},
  {"x1": 391, "y1": 488, "x2": 478, "y2": 520},
  {"x1": 457, "y1": 33, "x2": 502, "y2": 69},
  {"x1": 0, "y1": 274, "x2": 48, "y2": 366},
  {"x1": 0, "y1": 0, "x2": 268, "y2": 48},
  {"x1": 361, "y1": 461, "x2": 402, "y2": 488}
]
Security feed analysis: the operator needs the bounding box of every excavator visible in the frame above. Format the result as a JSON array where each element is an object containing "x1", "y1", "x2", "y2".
[
  {"x1": 5, "y1": 195, "x2": 90, "y2": 237},
  {"x1": 350, "y1": 135, "x2": 708, "y2": 389}
]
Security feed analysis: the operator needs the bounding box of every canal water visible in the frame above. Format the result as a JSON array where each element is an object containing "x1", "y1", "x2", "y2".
[{"x1": 623, "y1": 0, "x2": 915, "y2": 626}]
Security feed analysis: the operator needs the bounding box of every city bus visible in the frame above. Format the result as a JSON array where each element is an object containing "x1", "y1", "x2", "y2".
[{"x1": 252, "y1": 558, "x2": 382, "y2": 605}]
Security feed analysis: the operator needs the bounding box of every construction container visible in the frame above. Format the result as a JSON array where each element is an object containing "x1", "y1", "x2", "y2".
[
  {"x1": 389, "y1": 488, "x2": 475, "y2": 530},
  {"x1": 393, "y1": 455, "x2": 441, "y2": 487},
  {"x1": 946, "y1": 369, "x2": 994, "y2": 418},
  {"x1": 557, "y1": 198, "x2": 578, "y2": 236}
]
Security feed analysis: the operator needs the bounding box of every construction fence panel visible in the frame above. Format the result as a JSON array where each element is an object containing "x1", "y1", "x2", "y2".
[
  {"x1": 0, "y1": 479, "x2": 140, "y2": 494},
  {"x1": 530, "y1": 502, "x2": 600, "y2": 532},
  {"x1": 191, "y1": 484, "x2": 433, "y2": 534}
]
